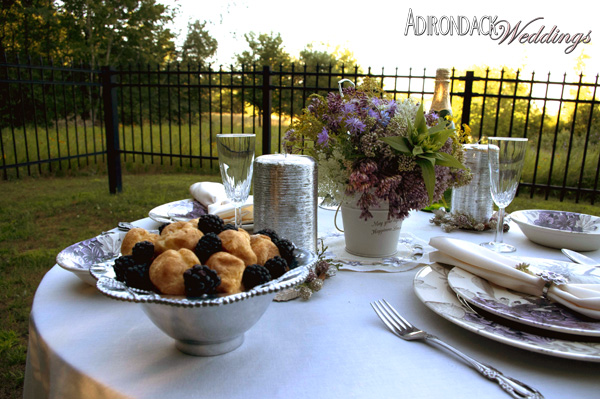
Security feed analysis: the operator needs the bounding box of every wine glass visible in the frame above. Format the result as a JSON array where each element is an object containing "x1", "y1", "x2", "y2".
[
  {"x1": 216, "y1": 134, "x2": 256, "y2": 229},
  {"x1": 481, "y1": 137, "x2": 528, "y2": 253}
]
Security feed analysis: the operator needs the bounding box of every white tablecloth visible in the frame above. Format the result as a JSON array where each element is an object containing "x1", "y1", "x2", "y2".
[{"x1": 24, "y1": 210, "x2": 600, "y2": 399}]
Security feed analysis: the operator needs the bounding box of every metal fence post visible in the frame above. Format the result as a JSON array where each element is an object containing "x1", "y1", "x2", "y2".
[
  {"x1": 461, "y1": 71, "x2": 474, "y2": 128},
  {"x1": 262, "y1": 65, "x2": 272, "y2": 155},
  {"x1": 101, "y1": 66, "x2": 122, "y2": 194}
]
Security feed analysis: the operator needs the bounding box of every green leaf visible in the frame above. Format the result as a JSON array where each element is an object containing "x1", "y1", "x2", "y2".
[
  {"x1": 429, "y1": 128, "x2": 456, "y2": 148},
  {"x1": 414, "y1": 103, "x2": 428, "y2": 134},
  {"x1": 434, "y1": 152, "x2": 467, "y2": 169},
  {"x1": 412, "y1": 146, "x2": 424, "y2": 156},
  {"x1": 381, "y1": 136, "x2": 411, "y2": 154},
  {"x1": 416, "y1": 157, "x2": 436, "y2": 203}
]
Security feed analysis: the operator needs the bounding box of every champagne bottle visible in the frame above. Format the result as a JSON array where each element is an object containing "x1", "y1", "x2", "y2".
[
  {"x1": 430, "y1": 68, "x2": 455, "y2": 129},
  {"x1": 423, "y1": 68, "x2": 454, "y2": 212}
]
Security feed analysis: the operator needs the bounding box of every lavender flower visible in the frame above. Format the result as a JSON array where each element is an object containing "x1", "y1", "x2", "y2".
[
  {"x1": 346, "y1": 117, "x2": 366, "y2": 135},
  {"x1": 317, "y1": 128, "x2": 330, "y2": 147}
]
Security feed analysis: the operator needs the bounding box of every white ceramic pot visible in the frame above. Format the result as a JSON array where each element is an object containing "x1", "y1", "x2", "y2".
[{"x1": 339, "y1": 197, "x2": 403, "y2": 257}]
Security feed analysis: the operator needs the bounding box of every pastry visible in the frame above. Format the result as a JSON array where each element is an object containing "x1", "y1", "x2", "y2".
[
  {"x1": 149, "y1": 248, "x2": 200, "y2": 295},
  {"x1": 155, "y1": 221, "x2": 203, "y2": 254},
  {"x1": 218, "y1": 229, "x2": 257, "y2": 266},
  {"x1": 250, "y1": 234, "x2": 280, "y2": 265},
  {"x1": 205, "y1": 251, "x2": 245, "y2": 294},
  {"x1": 121, "y1": 228, "x2": 159, "y2": 256}
]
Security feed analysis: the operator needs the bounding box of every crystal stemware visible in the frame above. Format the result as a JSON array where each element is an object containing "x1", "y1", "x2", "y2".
[
  {"x1": 481, "y1": 137, "x2": 528, "y2": 253},
  {"x1": 216, "y1": 134, "x2": 256, "y2": 229}
]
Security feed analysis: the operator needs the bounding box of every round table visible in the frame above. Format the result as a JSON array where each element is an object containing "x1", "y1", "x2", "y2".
[{"x1": 24, "y1": 210, "x2": 600, "y2": 399}]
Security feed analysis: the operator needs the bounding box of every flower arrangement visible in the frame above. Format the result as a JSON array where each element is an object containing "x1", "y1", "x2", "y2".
[{"x1": 284, "y1": 78, "x2": 471, "y2": 220}]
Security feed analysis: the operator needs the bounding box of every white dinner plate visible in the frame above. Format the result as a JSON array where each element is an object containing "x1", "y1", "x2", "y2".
[
  {"x1": 447, "y1": 261, "x2": 600, "y2": 337},
  {"x1": 414, "y1": 264, "x2": 600, "y2": 362}
]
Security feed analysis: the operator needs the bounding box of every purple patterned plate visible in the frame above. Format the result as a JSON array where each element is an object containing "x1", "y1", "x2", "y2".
[
  {"x1": 414, "y1": 264, "x2": 600, "y2": 362},
  {"x1": 511, "y1": 210, "x2": 600, "y2": 251},
  {"x1": 148, "y1": 199, "x2": 207, "y2": 224},
  {"x1": 447, "y1": 260, "x2": 600, "y2": 337}
]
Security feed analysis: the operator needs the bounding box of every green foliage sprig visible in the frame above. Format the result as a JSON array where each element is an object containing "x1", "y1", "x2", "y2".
[{"x1": 381, "y1": 103, "x2": 467, "y2": 202}]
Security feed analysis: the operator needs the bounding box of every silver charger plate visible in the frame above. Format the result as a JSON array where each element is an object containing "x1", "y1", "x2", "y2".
[
  {"x1": 447, "y1": 260, "x2": 600, "y2": 337},
  {"x1": 414, "y1": 264, "x2": 600, "y2": 362}
]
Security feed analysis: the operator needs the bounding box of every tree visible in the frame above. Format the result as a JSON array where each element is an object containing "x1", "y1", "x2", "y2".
[
  {"x1": 290, "y1": 43, "x2": 362, "y2": 115},
  {"x1": 58, "y1": 0, "x2": 177, "y2": 67},
  {"x1": 180, "y1": 20, "x2": 217, "y2": 66},
  {"x1": 0, "y1": 0, "x2": 62, "y2": 59},
  {"x1": 235, "y1": 32, "x2": 291, "y2": 69},
  {"x1": 234, "y1": 32, "x2": 292, "y2": 120}
]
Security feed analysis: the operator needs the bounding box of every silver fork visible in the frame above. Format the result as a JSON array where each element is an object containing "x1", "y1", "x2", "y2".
[{"x1": 371, "y1": 299, "x2": 544, "y2": 399}]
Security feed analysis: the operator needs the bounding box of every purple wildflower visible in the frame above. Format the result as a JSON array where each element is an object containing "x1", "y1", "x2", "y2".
[
  {"x1": 342, "y1": 102, "x2": 357, "y2": 115},
  {"x1": 317, "y1": 128, "x2": 330, "y2": 147},
  {"x1": 346, "y1": 117, "x2": 366, "y2": 135},
  {"x1": 424, "y1": 111, "x2": 440, "y2": 127}
]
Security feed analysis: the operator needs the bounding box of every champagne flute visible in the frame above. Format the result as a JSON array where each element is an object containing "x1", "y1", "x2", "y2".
[
  {"x1": 216, "y1": 134, "x2": 256, "y2": 229},
  {"x1": 481, "y1": 137, "x2": 528, "y2": 253}
]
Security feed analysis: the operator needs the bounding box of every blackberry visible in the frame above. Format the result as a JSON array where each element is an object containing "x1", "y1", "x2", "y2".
[
  {"x1": 157, "y1": 223, "x2": 170, "y2": 234},
  {"x1": 221, "y1": 223, "x2": 237, "y2": 232},
  {"x1": 184, "y1": 265, "x2": 221, "y2": 297},
  {"x1": 264, "y1": 256, "x2": 288, "y2": 279},
  {"x1": 194, "y1": 233, "x2": 222, "y2": 263},
  {"x1": 131, "y1": 241, "x2": 155, "y2": 264},
  {"x1": 197, "y1": 214, "x2": 225, "y2": 234},
  {"x1": 242, "y1": 264, "x2": 272, "y2": 290},
  {"x1": 275, "y1": 238, "x2": 295, "y2": 264},
  {"x1": 255, "y1": 228, "x2": 279, "y2": 242},
  {"x1": 113, "y1": 255, "x2": 135, "y2": 282},
  {"x1": 124, "y1": 263, "x2": 155, "y2": 291}
]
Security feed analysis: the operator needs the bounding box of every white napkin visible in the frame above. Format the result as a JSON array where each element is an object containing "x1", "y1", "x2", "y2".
[
  {"x1": 189, "y1": 182, "x2": 253, "y2": 224},
  {"x1": 429, "y1": 236, "x2": 600, "y2": 320}
]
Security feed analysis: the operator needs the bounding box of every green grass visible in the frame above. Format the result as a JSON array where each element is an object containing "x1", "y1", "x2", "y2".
[
  {"x1": 0, "y1": 172, "x2": 599, "y2": 398},
  {"x1": 1, "y1": 114, "x2": 292, "y2": 179}
]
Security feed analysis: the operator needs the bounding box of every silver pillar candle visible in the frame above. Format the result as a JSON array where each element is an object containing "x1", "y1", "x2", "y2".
[
  {"x1": 451, "y1": 144, "x2": 494, "y2": 223},
  {"x1": 253, "y1": 154, "x2": 318, "y2": 253}
]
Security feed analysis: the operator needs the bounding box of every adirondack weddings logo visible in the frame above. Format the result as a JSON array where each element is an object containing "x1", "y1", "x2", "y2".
[{"x1": 404, "y1": 8, "x2": 592, "y2": 54}]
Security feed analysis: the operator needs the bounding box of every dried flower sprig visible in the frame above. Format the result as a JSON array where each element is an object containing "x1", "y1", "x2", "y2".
[{"x1": 430, "y1": 208, "x2": 510, "y2": 233}]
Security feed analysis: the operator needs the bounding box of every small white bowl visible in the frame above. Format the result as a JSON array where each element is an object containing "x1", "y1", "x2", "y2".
[{"x1": 511, "y1": 210, "x2": 600, "y2": 251}]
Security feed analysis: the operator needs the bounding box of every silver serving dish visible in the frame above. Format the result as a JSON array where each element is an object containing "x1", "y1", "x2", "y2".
[{"x1": 90, "y1": 248, "x2": 315, "y2": 356}]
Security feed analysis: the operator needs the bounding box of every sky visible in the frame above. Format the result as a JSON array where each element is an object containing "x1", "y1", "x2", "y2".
[{"x1": 160, "y1": 0, "x2": 598, "y2": 82}]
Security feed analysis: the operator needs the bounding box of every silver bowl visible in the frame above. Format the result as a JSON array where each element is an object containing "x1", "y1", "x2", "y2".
[{"x1": 90, "y1": 248, "x2": 315, "y2": 356}]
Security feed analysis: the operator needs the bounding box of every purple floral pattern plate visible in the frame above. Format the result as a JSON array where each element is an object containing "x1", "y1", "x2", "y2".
[
  {"x1": 149, "y1": 199, "x2": 207, "y2": 224},
  {"x1": 447, "y1": 259, "x2": 600, "y2": 337},
  {"x1": 414, "y1": 264, "x2": 600, "y2": 362},
  {"x1": 511, "y1": 210, "x2": 600, "y2": 251}
]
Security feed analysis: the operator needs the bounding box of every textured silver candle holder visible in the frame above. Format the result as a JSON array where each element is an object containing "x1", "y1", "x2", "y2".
[
  {"x1": 253, "y1": 154, "x2": 318, "y2": 253},
  {"x1": 451, "y1": 144, "x2": 494, "y2": 224}
]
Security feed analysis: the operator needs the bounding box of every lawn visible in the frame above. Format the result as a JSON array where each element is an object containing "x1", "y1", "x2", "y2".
[{"x1": 1, "y1": 172, "x2": 599, "y2": 398}]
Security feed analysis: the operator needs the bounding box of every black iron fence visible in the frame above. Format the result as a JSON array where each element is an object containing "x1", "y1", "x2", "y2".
[{"x1": 1, "y1": 54, "x2": 599, "y2": 203}]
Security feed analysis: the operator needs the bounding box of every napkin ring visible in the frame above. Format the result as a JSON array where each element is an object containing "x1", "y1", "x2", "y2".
[{"x1": 536, "y1": 270, "x2": 568, "y2": 298}]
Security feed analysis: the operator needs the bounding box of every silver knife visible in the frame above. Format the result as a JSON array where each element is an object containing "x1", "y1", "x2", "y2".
[{"x1": 561, "y1": 248, "x2": 600, "y2": 267}]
